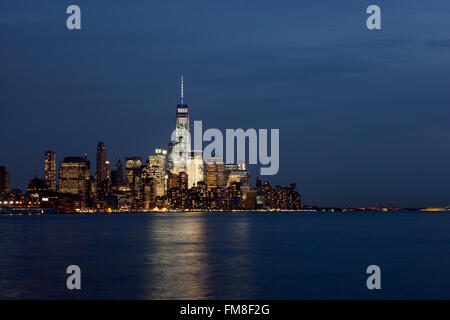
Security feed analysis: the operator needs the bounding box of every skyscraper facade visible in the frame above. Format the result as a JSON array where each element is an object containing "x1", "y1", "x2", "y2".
[
  {"x1": 169, "y1": 75, "x2": 191, "y2": 175},
  {"x1": 58, "y1": 156, "x2": 91, "y2": 209},
  {"x1": 0, "y1": 166, "x2": 10, "y2": 197},
  {"x1": 146, "y1": 148, "x2": 167, "y2": 197},
  {"x1": 96, "y1": 141, "x2": 107, "y2": 184},
  {"x1": 187, "y1": 151, "x2": 204, "y2": 189},
  {"x1": 205, "y1": 158, "x2": 226, "y2": 190},
  {"x1": 111, "y1": 159, "x2": 125, "y2": 187},
  {"x1": 125, "y1": 157, "x2": 142, "y2": 186},
  {"x1": 125, "y1": 156, "x2": 143, "y2": 204},
  {"x1": 44, "y1": 151, "x2": 56, "y2": 191},
  {"x1": 105, "y1": 161, "x2": 111, "y2": 181},
  {"x1": 226, "y1": 163, "x2": 251, "y2": 192}
]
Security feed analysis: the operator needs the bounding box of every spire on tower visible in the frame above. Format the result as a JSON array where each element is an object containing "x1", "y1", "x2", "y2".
[{"x1": 180, "y1": 75, "x2": 184, "y2": 105}]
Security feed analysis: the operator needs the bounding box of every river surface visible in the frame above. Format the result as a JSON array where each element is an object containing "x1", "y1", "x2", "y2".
[{"x1": 0, "y1": 211, "x2": 449, "y2": 299}]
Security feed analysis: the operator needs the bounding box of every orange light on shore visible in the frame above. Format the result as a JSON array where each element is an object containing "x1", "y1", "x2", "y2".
[
  {"x1": 152, "y1": 207, "x2": 168, "y2": 212},
  {"x1": 420, "y1": 208, "x2": 446, "y2": 212}
]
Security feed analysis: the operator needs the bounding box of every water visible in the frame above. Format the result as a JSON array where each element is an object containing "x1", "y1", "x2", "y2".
[{"x1": 0, "y1": 211, "x2": 449, "y2": 299}]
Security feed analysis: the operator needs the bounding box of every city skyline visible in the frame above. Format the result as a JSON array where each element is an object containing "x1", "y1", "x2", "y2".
[
  {"x1": 2, "y1": 1, "x2": 450, "y2": 207},
  {"x1": 1, "y1": 70, "x2": 450, "y2": 208},
  {"x1": 0, "y1": 77, "x2": 302, "y2": 212}
]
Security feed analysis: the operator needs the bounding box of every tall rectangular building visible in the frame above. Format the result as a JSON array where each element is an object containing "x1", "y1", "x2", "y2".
[
  {"x1": 111, "y1": 159, "x2": 125, "y2": 187},
  {"x1": 125, "y1": 156, "x2": 143, "y2": 202},
  {"x1": 44, "y1": 151, "x2": 57, "y2": 191},
  {"x1": 96, "y1": 141, "x2": 107, "y2": 183},
  {"x1": 187, "y1": 151, "x2": 204, "y2": 189},
  {"x1": 58, "y1": 156, "x2": 91, "y2": 209},
  {"x1": 147, "y1": 148, "x2": 167, "y2": 197},
  {"x1": 125, "y1": 156, "x2": 142, "y2": 186},
  {"x1": 0, "y1": 165, "x2": 10, "y2": 197},
  {"x1": 205, "y1": 158, "x2": 225, "y2": 190}
]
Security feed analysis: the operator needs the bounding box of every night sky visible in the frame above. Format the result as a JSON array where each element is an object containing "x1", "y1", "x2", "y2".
[{"x1": 1, "y1": 1, "x2": 450, "y2": 207}]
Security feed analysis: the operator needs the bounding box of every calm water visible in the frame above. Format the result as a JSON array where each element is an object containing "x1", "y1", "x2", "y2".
[{"x1": 0, "y1": 211, "x2": 449, "y2": 299}]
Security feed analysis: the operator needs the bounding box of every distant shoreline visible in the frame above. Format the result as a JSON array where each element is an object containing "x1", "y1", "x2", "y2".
[{"x1": 1, "y1": 207, "x2": 449, "y2": 215}]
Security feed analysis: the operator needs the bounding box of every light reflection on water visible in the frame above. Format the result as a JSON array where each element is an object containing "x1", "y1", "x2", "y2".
[
  {"x1": 0, "y1": 212, "x2": 450, "y2": 299},
  {"x1": 145, "y1": 216, "x2": 213, "y2": 299},
  {"x1": 144, "y1": 215, "x2": 251, "y2": 299}
]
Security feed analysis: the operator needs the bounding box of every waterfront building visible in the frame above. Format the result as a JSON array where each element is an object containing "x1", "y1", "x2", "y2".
[
  {"x1": 26, "y1": 177, "x2": 47, "y2": 194},
  {"x1": 58, "y1": 156, "x2": 91, "y2": 210},
  {"x1": 257, "y1": 180, "x2": 302, "y2": 210},
  {"x1": 244, "y1": 189, "x2": 257, "y2": 210},
  {"x1": 44, "y1": 151, "x2": 56, "y2": 191}
]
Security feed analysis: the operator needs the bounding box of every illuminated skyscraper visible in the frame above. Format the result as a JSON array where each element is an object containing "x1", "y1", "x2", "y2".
[
  {"x1": 125, "y1": 157, "x2": 142, "y2": 184},
  {"x1": 186, "y1": 150, "x2": 204, "y2": 189},
  {"x1": 58, "y1": 156, "x2": 91, "y2": 209},
  {"x1": 146, "y1": 148, "x2": 167, "y2": 197},
  {"x1": 205, "y1": 158, "x2": 225, "y2": 190},
  {"x1": 178, "y1": 171, "x2": 188, "y2": 191},
  {"x1": 168, "y1": 75, "x2": 191, "y2": 175},
  {"x1": 125, "y1": 156, "x2": 142, "y2": 201},
  {"x1": 44, "y1": 150, "x2": 57, "y2": 191}
]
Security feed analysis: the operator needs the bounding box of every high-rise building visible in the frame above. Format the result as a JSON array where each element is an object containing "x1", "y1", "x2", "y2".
[
  {"x1": 44, "y1": 151, "x2": 56, "y2": 191},
  {"x1": 244, "y1": 189, "x2": 257, "y2": 210},
  {"x1": 96, "y1": 141, "x2": 107, "y2": 184},
  {"x1": 143, "y1": 177, "x2": 155, "y2": 210},
  {"x1": 167, "y1": 172, "x2": 178, "y2": 189},
  {"x1": 146, "y1": 148, "x2": 167, "y2": 197},
  {"x1": 226, "y1": 162, "x2": 251, "y2": 194},
  {"x1": 168, "y1": 75, "x2": 191, "y2": 175},
  {"x1": 125, "y1": 156, "x2": 142, "y2": 185},
  {"x1": 178, "y1": 171, "x2": 188, "y2": 191},
  {"x1": 105, "y1": 161, "x2": 111, "y2": 181},
  {"x1": 111, "y1": 159, "x2": 125, "y2": 187},
  {"x1": 186, "y1": 150, "x2": 204, "y2": 189},
  {"x1": 0, "y1": 165, "x2": 10, "y2": 197},
  {"x1": 125, "y1": 156, "x2": 143, "y2": 205},
  {"x1": 58, "y1": 156, "x2": 91, "y2": 209},
  {"x1": 205, "y1": 158, "x2": 225, "y2": 190}
]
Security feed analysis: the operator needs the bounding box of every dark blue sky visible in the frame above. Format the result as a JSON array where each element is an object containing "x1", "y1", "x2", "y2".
[{"x1": 1, "y1": 1, "x2": 450, "y2": 207}]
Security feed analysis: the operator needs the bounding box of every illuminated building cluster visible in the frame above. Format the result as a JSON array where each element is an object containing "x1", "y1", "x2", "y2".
[{"x1": 0, "y1": 76, "x2": 302, "y2": 213}]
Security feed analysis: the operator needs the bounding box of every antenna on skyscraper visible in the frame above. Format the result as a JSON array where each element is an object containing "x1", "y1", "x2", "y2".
[{"x1": 180, "y1": 74, "x2": 184, "y2": 105}]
